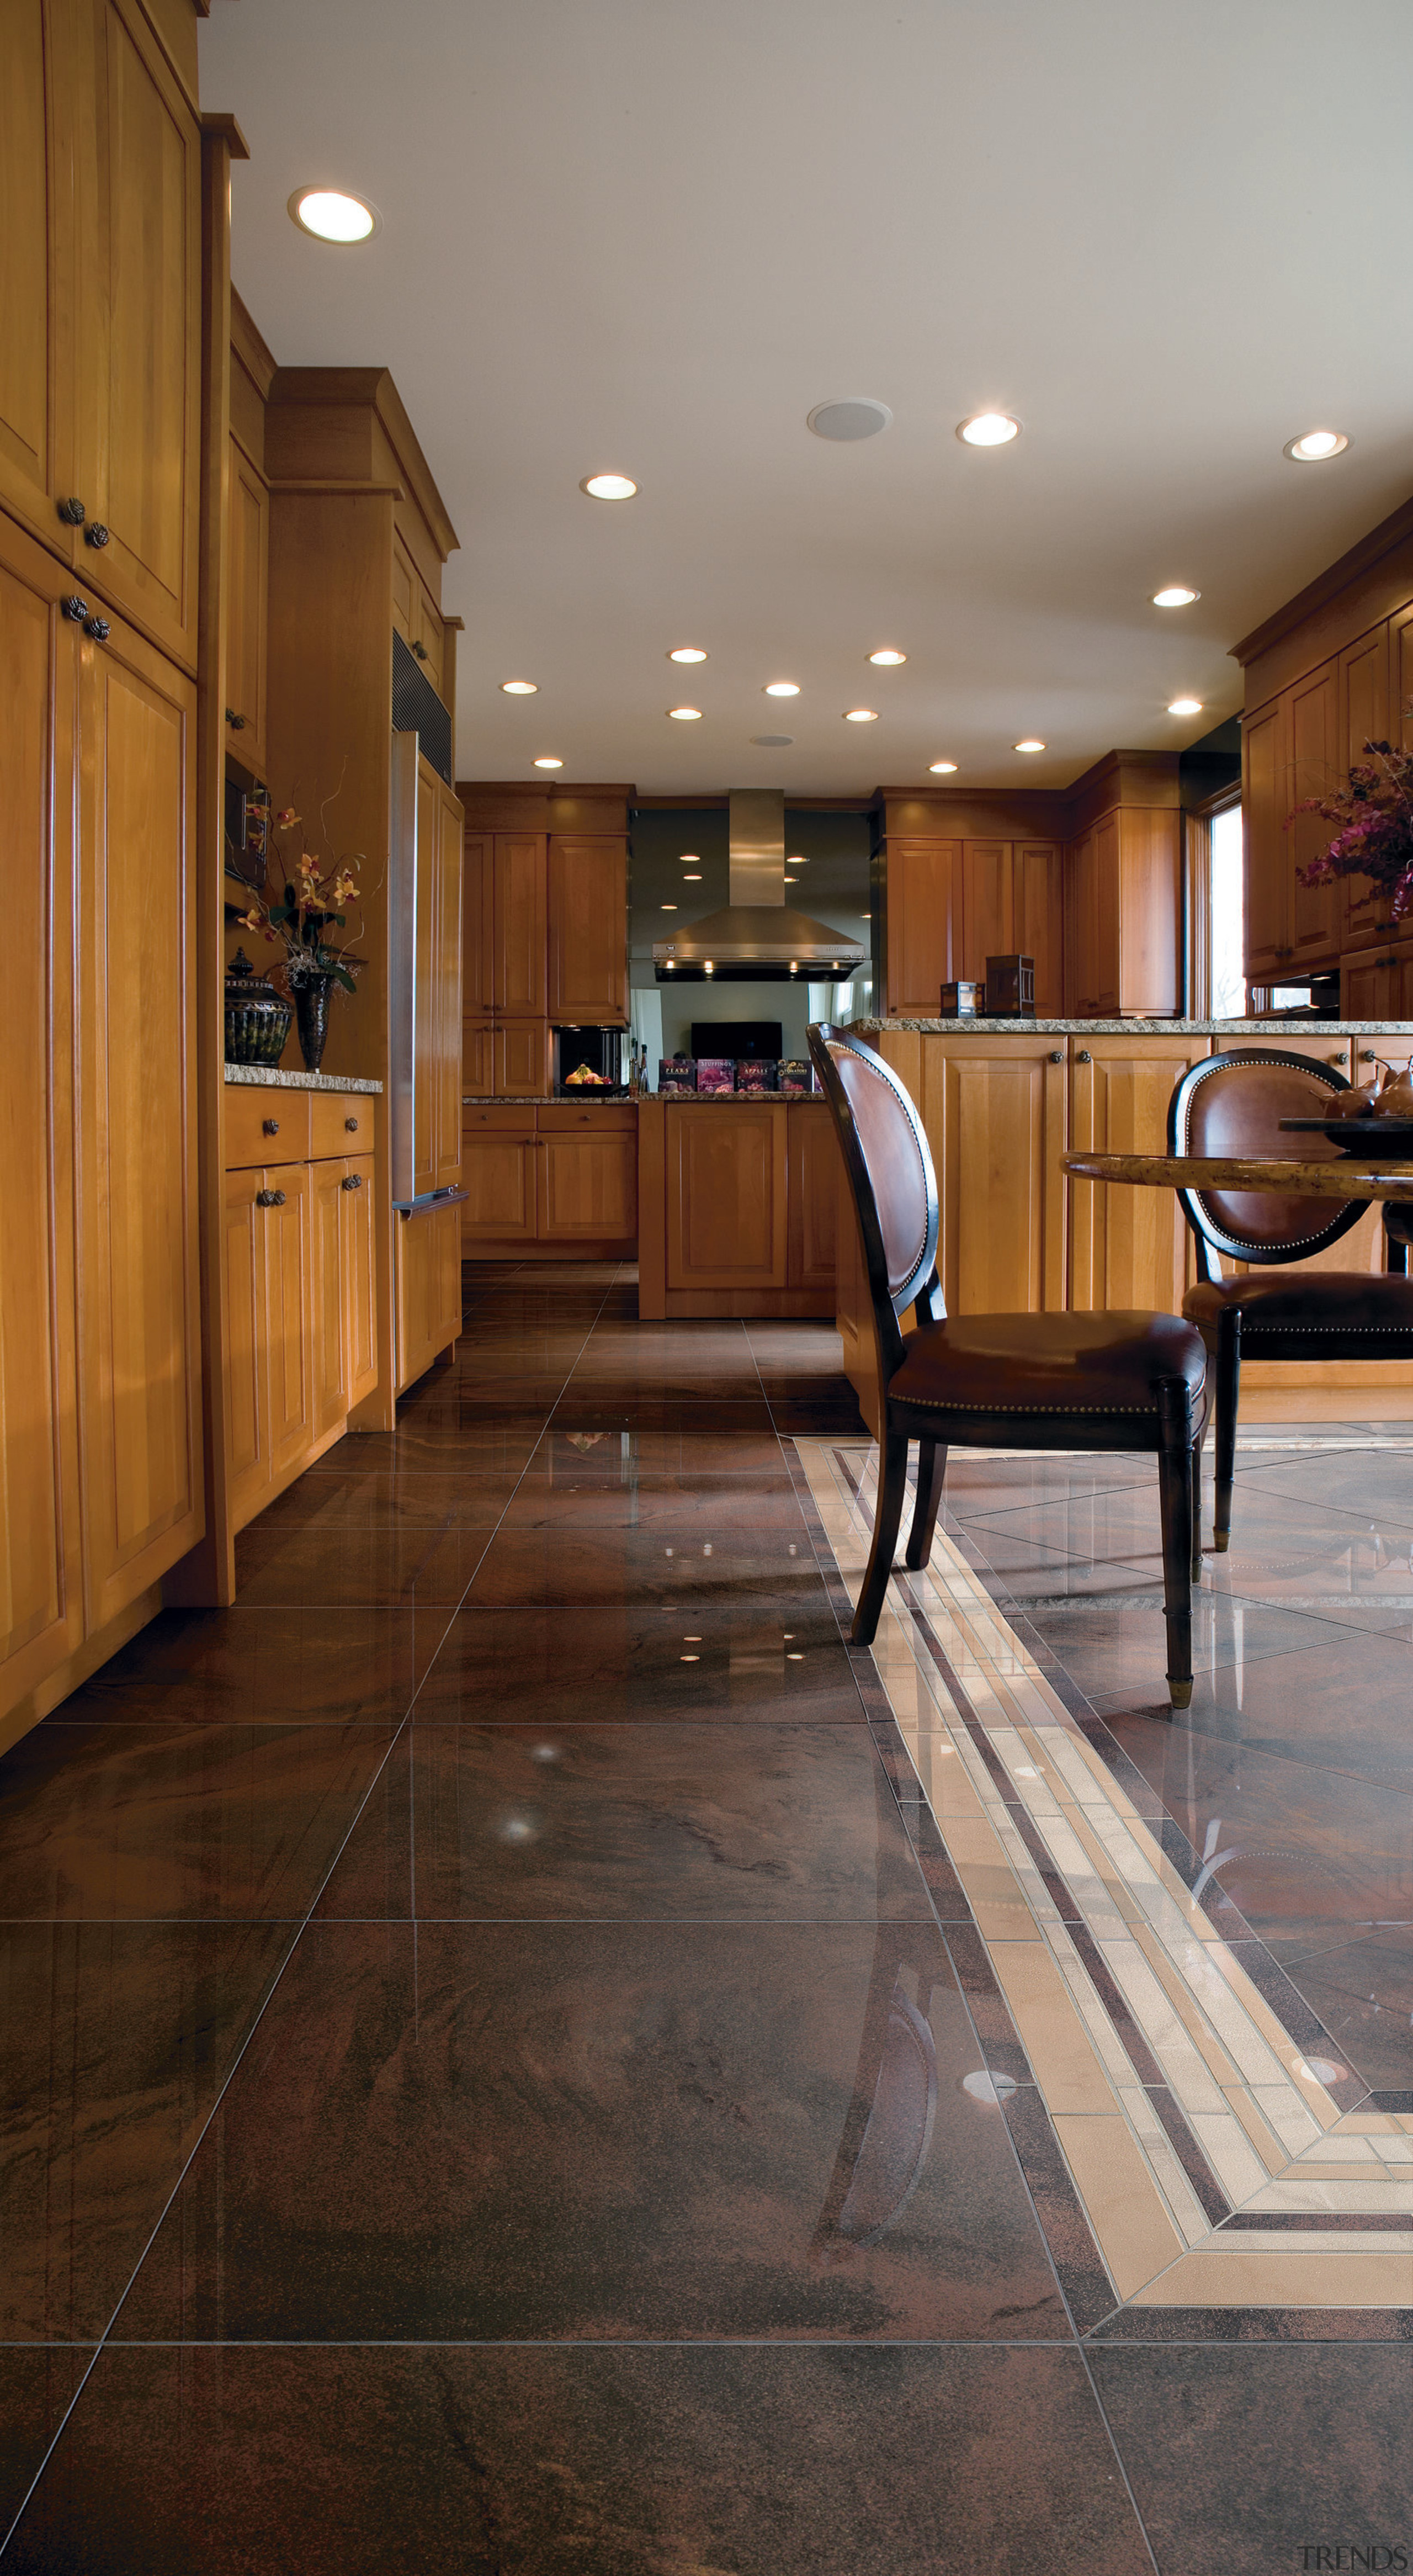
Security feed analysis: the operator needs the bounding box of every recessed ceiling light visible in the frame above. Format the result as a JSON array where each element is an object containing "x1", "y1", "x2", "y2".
[
  {"x1": 1167, "y1": 697, "x2": 1203, "y2": 717},
  {"x1": 957, "y1": 413, "x2": 1020, "y2": 447},
  {"x1": 581, "y1": 473, "x2": 637, "y2": 500},
  {"x1": 786, "y1": 853, "x2": 806, "y2": 863},
  {"x1": 533, "y1": 756, "x2": 562, "y2": 770},
  {"x1": 928, "y1": 760, "x2": 958, "y2": 774},
  {"x1": 668, "y1": 646, "x2": 708, "y2": 662},
  {"x1": 750, "y1": 734, "x2": 793, "y2": 747},
  {"x1": 844, "y1": 708, "x2": 878, "y2": 722},
  {"x1": 869, "y1": 649, "x2": 906, "y2": 666},
  {"x1": 501, "y1": 679, "x2": 537, "y2": 695},
  {"x1": 1152, "y1": 585, "x2": 1199, "y2": 608},
  {"x1": 1284, "y1": 429, "x2": 1350, "y2": 463},
  {"x1": 806, "y1": 397, "x2": 893, "y2": 442},
  {"x1": 1014, "y1": 738, "x2": 1046, "y2": 754},
  {"x1": 289, "y1": 188, "x2": 379, "y2": 243},
  {"x1": 667, "y1": 706, "x2": 702, "y2": 721},
  {"x1": 679, "y1": 852, "x2": 700, "y2": 862},
  {"x1": 764, "y1": 681, "x2": 800, "y2": 697},
  {"x1": 682, "y1": 872, "x2": 702, "y2": 881},
  {"x1": 661, "y1": 903, "x2": 677, "y2": 911}
]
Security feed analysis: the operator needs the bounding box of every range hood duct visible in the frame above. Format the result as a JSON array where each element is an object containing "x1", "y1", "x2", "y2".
[{"x1": 652, "y1": 788, "x2": 867, "y2": 983}]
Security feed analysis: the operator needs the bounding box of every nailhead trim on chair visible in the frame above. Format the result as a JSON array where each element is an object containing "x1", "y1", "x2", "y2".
[
  {"x1": 895, "y1": 1397, "x2": 1200, "y2": 1414},
  {"x1": 1223, "y1": 1323, "x2": 1413, "y2": 1335},
  {"x1": 835, "y1": 1046, "x2": 929, "y2": 1292}
]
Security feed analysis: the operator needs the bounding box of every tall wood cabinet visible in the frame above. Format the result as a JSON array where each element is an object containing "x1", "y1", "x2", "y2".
[{"x1": 461, "y1": 787, "x2": 631, "y2": 1102}]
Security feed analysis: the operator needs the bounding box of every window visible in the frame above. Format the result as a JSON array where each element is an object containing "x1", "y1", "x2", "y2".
[{"x1": 1209, "y1": 803, "x2": 1245, "y2": 1019}]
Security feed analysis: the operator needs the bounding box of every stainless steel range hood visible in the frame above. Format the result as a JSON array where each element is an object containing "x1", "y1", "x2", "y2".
[{"x1": 652, "y1": 788, "x2": 867, "y2": 983}]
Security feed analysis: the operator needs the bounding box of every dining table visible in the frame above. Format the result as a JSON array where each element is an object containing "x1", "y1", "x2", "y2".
[{"x1": 1059, "y1": 1147, "x2": 1413, "y2": 1251}]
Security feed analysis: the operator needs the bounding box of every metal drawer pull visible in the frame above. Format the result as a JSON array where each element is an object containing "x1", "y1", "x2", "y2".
[
  {"x1": 1049, "y1": 1049, "x2": 1064, "y2": 1063},
  {"x1": 344, "y1": 1116, "x2": 359, "y2": 1131},
  {"x1": 256, "y1": 1188, "x2": 285, "y2": 1208},
  {"x1": 62, "y1": 595, "x2": 89, "y2": 623},
  {"x1": 341, "y1": 1173, "x2": 363, "y2": 1191},
  {"x1": 262, "y1": 1118, "x2": 279, "y2": 1135},
  {"x1": 84, "y1": 522, "x2": 110, "y2": 549},
  {"x1": 83, "y1": 614, "x2": 110, "y2": 642},
  {"x1": 1075, "y1": 1048, "x2": 1092, "y2": 1064},
  {"x1": 58, "y1": 497, "x2": 87, "y2": 526}
]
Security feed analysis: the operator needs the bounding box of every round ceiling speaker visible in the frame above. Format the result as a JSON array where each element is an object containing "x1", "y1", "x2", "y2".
[
  {"x1": 806, "y1": 398, "x2": 893, "y2": 442},
  {"x1": 750, "y1": 734, "x2": 794, "y2": 748}
]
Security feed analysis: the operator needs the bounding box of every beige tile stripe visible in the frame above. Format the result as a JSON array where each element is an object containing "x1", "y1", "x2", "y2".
[{"x1": 796, "y1": 1440, "x2": 1413, "y2": 2314}]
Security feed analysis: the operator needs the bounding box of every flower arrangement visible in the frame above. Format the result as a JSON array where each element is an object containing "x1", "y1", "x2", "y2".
[
  {"x1": 233, "y1": 803, "x2": 366, "y2": 995},
  {"x1": 1292, "y1": 728, "x2": 1413, "y2": 921}
]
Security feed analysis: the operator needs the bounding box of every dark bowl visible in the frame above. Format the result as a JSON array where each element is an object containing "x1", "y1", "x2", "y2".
[{"x1": 1278, "y1": 1115, "x2": 1413, "y2": 1162}]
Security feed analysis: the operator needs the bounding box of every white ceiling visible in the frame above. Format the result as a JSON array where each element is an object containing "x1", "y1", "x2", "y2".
[{"x1": 202, "y1": 0, "x2": 1413, "y2": 797}]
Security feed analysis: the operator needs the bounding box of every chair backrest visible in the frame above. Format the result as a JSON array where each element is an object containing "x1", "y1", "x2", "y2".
[
  {"x1": 808, "y1": 1025, "x2": 941, "y2": 1375},
  {"x1": 1167, "y1": 1047, "x2": 1367, "y2": 1274}
]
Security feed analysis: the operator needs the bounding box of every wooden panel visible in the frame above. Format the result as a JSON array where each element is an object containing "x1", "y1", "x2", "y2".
[
  {"x1": 1393, "y1": 603, "x2": 1413, "y2": 754},
  {"x1": 538, "y1": 1130, "x2": 638, "y2": 1239},
  {"x1": 390, "y1": 534, "x2": 415, "y2": 645},
  {"x1": 0, "y1": 0, "x2": 73, "y2": 549},
  {"x1": 413, "y1": 569, "x2": 444, "y2": 698},
  {"x1": 221, "y1": 1164, "x2": 267, "y2": 1526},
  {"x1": 1115, "y1": 810, "x2": 1181, "y2": 1016},
  {"x1": 0, "y1": 522, "x2": 83, "y2": 1716},
  {"x1": 412, "y1": 756, "x2": 439, "y2": 1197},
  {"x1": 311, "y1": 1154, "x2": 347, "y2": 1440},
  {"x1": 309, "y1": 1091, "x2": 370, "y2": 1159},
  {"x1": 911, "y1": 1035, "x2": 1067, "y2": 1316},
  {"x1": 1339, "y1": 626, "x2": 1403, "y2": 955},
  {"x1": 666, "y1": 1105, "x2": 787, "y2": 1290},
  {"x1": 1341, "y1": 949, "x2": 1413, "y2": 1024},
  {"x1": 1288, "y1": 660, "x2": 1342, "y2": 967},
  {"x1": 75, "y1": 0, "x2": 201, "y2": 666},
  {"x1": 1013, "y1": 843, "x2": 1065, "y2": 1015},
  {"x1": 463, "y1": 830, "x2": 495, "y2": 1016},
  {"x1": 264, "y1": 1159, "x2": 314, "y2": 1482},
  {"x1": 959, "y1": 840, "x2": 1012, "y2": 990},
  {"x1": 1242, "y1": 697, "x2": 1288, "y2": 982},
  {"x1": 432, "y1": 1196, "x2": 461, "y2": 1349},
  {"x1": 537, "y1": 1104, "x2": 636, "y2": 1133},
  {"x1": 76, "y1": 613, "x2": 201, "y2": 1628},
  {"x1": 395, "y1": 1201, "x2": 461, "y2": 1390},
  {"x1": 1068, "y1": 1036, "x2": 1212, "y2": 1314},
  {"x1": 548, "y1": 834, "x2": 628, "y2": 1022},
  {"x1": 492, "y1": 833, "x2": 548, "y2": 1015},
  {"x1": 460, "y1": 1133, "x2": 538, "y2": 1242},
  {"x1": 225, "y1": 436, "x2": 268, "y2": 769},
  {"x1": 463, "y1": 1017, "x2": 495, "y2": 1097},
  {"x1": 884, "y1": 839, "x2": 960, "y2": 1015},
  {"x1": 786, "y1": 1103, "x2": 837, "y2": 1291},
  {"x1": 341, "y1": 1154, "x2": 378, "y2": 1409},
  {"x1": 462, "y1": 1105, "x2": 536, "y2": 1135},
  {"x1": 433, "y1": 777, "x2": 464, "y2": 1190},
  {"x1": 224, "y1": 1085, "x2": 309, "y2": 1169},
  {"x1": 493, "y1": 1019, "x2": 551, "y2": 1098}
]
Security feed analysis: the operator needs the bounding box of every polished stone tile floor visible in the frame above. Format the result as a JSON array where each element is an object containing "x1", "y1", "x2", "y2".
[{"x1": 0, "y1": 1260, "x2": 1407, "y2": 2572}]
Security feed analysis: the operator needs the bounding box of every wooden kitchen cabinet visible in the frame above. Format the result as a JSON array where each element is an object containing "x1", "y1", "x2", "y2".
[
  {"x1": 883, "y1": 838, "x2": 959, "y2": 1014},
  {"x1": 1013, "y1": 843, "x2": 1065, "y2": 1015},
  {"x1": 667, "y1": 1104, "x2": 788, "y2": 1292},
  {"x1": 493, "y1": 834, "x2": 548, "y2": 1016},
  {"x1": 1065, "y1": 810, "x2": 1179, "y2": 1019},
  {"x1": 904, "y1": 1031, "x2": 1069, "y2": 1317},
  {"x1": 1243, "y1": 696, "x2": 1287, "y2": 982},
  {"x1": 1287, "y1": 661, "x2": 1342, "y2": 967},
  {"x1": 1245, "y1": 659, "x2": 1345, "y2": 984},
  {"x1": 1068, "y1": 1035, "x2": 1212, "y2": 1315},
  {"x1": 538, "y1": 1105, "x2": 637, "y2": 1238},
  {"x1": 493, "y1": 1019, "x2": 551, "y2": 1098},
  {"x1": 463, "y1": 1018, "x2": 495, "y2": 1096},
  {"x1": 224, "y1": 434, "x2": 269, "y2": 769},
  {"x1": 459, "y1": 1114, "x2": 539, "y2": 1243},
  {"x1": 959, "y1": 841, "x2": 1010, "y2": 987},
  {"x1": 395, "y1": 1199, "x2": 463, "y2": 1391},
  {"x1": 392, "y1": 534, "x2": 445, "y2": 699},
  {"x1": 1341, "y1": 948, "x2": 1413, "y2": 1022},
  {"x1": 463, "y1": 830, "x2": 495, "y2": 1016},
  {"x1": 786, "y1": 1103, "x2": 837, "y2": 1292},
  {"x1": 0, "y1": 0, "x2": 76, "y2": 553},
  {"x1": 548, "y1": 834, "x2": 628, "y2": 1022}
]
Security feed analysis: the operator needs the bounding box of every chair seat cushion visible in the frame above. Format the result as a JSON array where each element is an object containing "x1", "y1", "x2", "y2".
[
  {"x1": 889, "y1": 1310, "x2": 1207, "y2": 1416},
  {"x1": 1183, "y1": 1270, "x2": 1413, "y2": 1333}
]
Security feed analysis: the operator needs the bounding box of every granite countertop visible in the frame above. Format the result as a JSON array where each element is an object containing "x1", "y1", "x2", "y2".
[
  {"x1": 851, "y1": 1017, "x2": 1413, "y2": 1038},
  {"x1": 461, "y1": 1091, "x2": 821, "y2": 1106},
  {"x1": 226, "y1": 1064, "x2": 384, "y2": 1094}
]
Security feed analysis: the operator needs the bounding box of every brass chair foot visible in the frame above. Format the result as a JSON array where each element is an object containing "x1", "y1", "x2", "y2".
[
  {"x1": 1167, "y1": 1678, "x2": 1193, "y2": 1711},
  {"x1": 1213, "y1": 1531, "x2": 1230, "y2": 1552}
]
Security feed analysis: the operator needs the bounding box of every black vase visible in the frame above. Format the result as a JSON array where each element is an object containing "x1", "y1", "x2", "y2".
[{"x1": 293, "y1": 972, "x2": 335, "y2": 1073}]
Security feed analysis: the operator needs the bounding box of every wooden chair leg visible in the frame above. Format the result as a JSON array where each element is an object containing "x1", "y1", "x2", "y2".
[
  {"x1": 1213, "y1": 1310, "x2": 1240, "y2": 1552},
  {"x1": 904, "y1": 1438, "x2": 948, "y2": 1570},
  {"x1": 852, "y1": 1429, "x2": 911, "y2": 1646},
  {"x1": 1191, "y1": 1432, "x2": 1203, "y2": 1582},
  {"x1": 1155, "y1": 1380, "x2": 1194, "y2": 1714}
]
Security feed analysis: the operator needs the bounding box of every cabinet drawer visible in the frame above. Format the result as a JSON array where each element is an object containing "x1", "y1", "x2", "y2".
[
  {"x1": 225, "y1": 1088, "x2": 310, "y2": 1169},
  {"x1": 463, "y1": 1105, "x2": 536, "y2": 1134},
  {"x1": 310, "y1": 1092, "x2": 373, "y2": 1158},
  {"x1": 537, "y1": 1104, "x2": 637, "y2": 1133}
]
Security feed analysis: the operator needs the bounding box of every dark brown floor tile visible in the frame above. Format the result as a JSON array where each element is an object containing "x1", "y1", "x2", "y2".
[
  {"x1": 532, "y1": 1428, "x2": 793, "y2": 1481},
  {"x1": 0, "y1": 2348, "x2": 87, "y2": 2542},
  {"x1": 116, "y1": 1918, "x2": 1065, "y2": 2343},
  {"x1": 415, "y1": 1602, "x2": 864, "y2": 1722},
  {"x1": 314, "y1": 1416, "x2": 552, "y2": 1472},
  {"x1": 0, "y1": 1722, "x2": 395, "y2": 1921},
  {"x1": 7, "y1": 2345, "x2": 1152, "y2": 2575},
  {"x1": 314, "y1": 1722, "x2": 932, "y2": 1923},
  {"x1": 0, "y1": 1921, "x2": 294, "y2": 2339},
  {"x1": 500, "y1": 1471, "x2": 807, "y2": 1530},
  {"x1": 1090, "y1": 2342, "x2": 1413, "y2": 2576},
  {"x1": 235, "y1": 1524, "x2": 495, "y2": 1608},
  {"x1": 1273, "y1": 1927, "x2": 1413, "y2": 2094},
  {"x1": 549, "y1": 1401, "x2": 778, "y2": 1439},
  {"x1": 1227, "y1": 1444, "x2": 1413, "y2": 1534},
  {"x1": 1023, "y1": 1588, "x2": 1367, "y2": 1708},
  {"x1": 1087, "y1": 1626, "x2": 1413, "y2": 1784},
  {"x1": 463, "y1": 1528, "x2": 827, "y2": 1608},
  {"x1": 237, "y1": 1466, "x2": 529, "y2": 1539},
  {"x1": 53, "y1": 1608, "x2": 438, "y2": 1727}
]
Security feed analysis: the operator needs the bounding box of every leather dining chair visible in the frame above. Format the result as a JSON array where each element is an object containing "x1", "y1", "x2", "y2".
[
  {"x1": 1169, "y1": 1046, "x2": 1413, "y2": 1553},
  {"x1": 810, "y1": 1026, "x2": 1208, "y2": 1710}
]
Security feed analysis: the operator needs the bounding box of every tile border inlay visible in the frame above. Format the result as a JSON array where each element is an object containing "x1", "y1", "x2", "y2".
[{"x1": 790, "y1": 1439, "x2": 1413, "y2": 2324}]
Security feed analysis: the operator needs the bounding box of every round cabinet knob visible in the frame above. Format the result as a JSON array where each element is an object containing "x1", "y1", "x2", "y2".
[
  {"x1": 62, "y1": 596, "x2": 89, "y2": 623},
  {"x1": 1049, "y1": 1049, "x2": 1065, "y2": 1063},
  {"x1": 411, "y1": 638, "x2": 429, "y2": 660},
  {"x1": 225, "y1": 708, "x2": 247, "y2": 730},
  {"x1": 256, "y1": 1188, "x2": 278, "y2": 1207},
  {"x1": 341, "y1": 1172, "x2": 363, "y2": 1191},
  {"x1": 1327, "y1": 1053, "x2": 1348, "y2": 1066},
  {"x1": 57, "y1": 497, "x2": 86, "y2": 526},
  {"x1": 344, "y1": 1115, "x2": 359, "y2": 1132},
  {"x1": 83, "y1": 616, "x2": 110, "y2": 641},
  {"x1": 272, "y1": 1189, "x2": 286, "y2": 1207},
  {"x1": 1362, "y1": 1050, "x2": 1378, "y2": 1063},
  {"x1": 83, "y1": 522, "x2": 110, "y2": 549},
  {"x1": 1076, "y1": 1048, "x2": 1092, "y2": 1064},
  {"x1": 262, "y1": 1118, "x2": 279, "y2": 1135}
]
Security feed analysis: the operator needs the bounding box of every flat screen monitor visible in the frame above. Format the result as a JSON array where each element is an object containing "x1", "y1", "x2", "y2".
[{"x1": 690, "y1": 1020, "x2": 783, "y2": 1059}]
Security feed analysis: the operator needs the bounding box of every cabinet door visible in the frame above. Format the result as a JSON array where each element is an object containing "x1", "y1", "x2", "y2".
[
  {"x1": 494, "y1": 1019, "x2": 551, "y2": 1098},
  {"x1": 460, "y1": 1133, "x2": 538, "y2": 1242},
  {"x1": 912, "y1": 1036, "x2": 1068, "y2": 1316},
  {"x1": 538, "y1": 1130, "x2": 638, "y2": 1239},
  {"x1": 463, "y1": 830, "x2": 495, "y2": 1017},
  {"x1": 0, "y1": 517, "x2": 83, "y2": 1714},
  {"x1": 884, "y1": 839, "x2": 960, "y2": 1014},
  {"x1": 395, "y1": 1202, "x2": 460, "y2": 1391},
  {"x1": 548, "y1": 835, "x2": 628, "y2": 1022},
  {"x1": 0, "y1": 0, "x2": 75, "y2": 552},
  {"x1": 786, "y1": 1104, "x2": 837, "y2": 1291},
  {"x1": 311, "y1": 1156, "x2": 348, "y2": 1440},
  {"x1": 959, "y1": 840, "x2": 1012, "y2": 989},
  {"x1": 493, "y1": 834, "x2": 548, "y2": 1015},
  {"x1": 1288, "y1": 661, "x2": 1341, "y2": 967},
  {"x1": 73, "y1": 0, "x2": 201, "y2": 668},
  {"x1": 1069, "y1": 1037, "x2": 1211, "y2": 1314},
  {"x1": 1242, "y1": 697, "x2": 1287, "y2": 981},
  {"x1": 340, "y1": 1156, "x2": 379, "y2": 1409},
  {"x1": 75, "y1": 611, "x2": 200, "y2": 1629},
  {"x1": 1013, "y1": 843, "x2": 1064, "y2": 1014},
  {"x1": 432, "y1": 1197, "x2": 463, "y2": 1349},
  {"x1": 225, "y1": 437, "x2": 269, "y2": 771},
  {"x1": 1341, "y1": 950, "x2": 1404, "y2": 1021},
  {"x1": 222, "y1": 1165, "x2": 268, "y2": 1526},
  {"x1": 1064, "y1": 827, "x2": 1119, "y2": 1015},
  {"x1": 1341, "y1": 624, "x2": 1404, "y2": 955},
  {"x1": 433, "y1": 777, "x2": 464, "y2": 1190},
  {"x1": 1393, "y1": 604, "x2": 1413, "y2": 754},
  {"x1": 666, "y1": 1106, "x2": 788, "y2": 1290},
  {"x1": 412, "y1": 758, "x2": 440, "y2": 1197},
  {"x1": 463, "y1": 1017, "x2": 495, "y2": 1096},
  {"x1": 264, "y1": 1160, "x2": 314, "y2": 1482}
]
